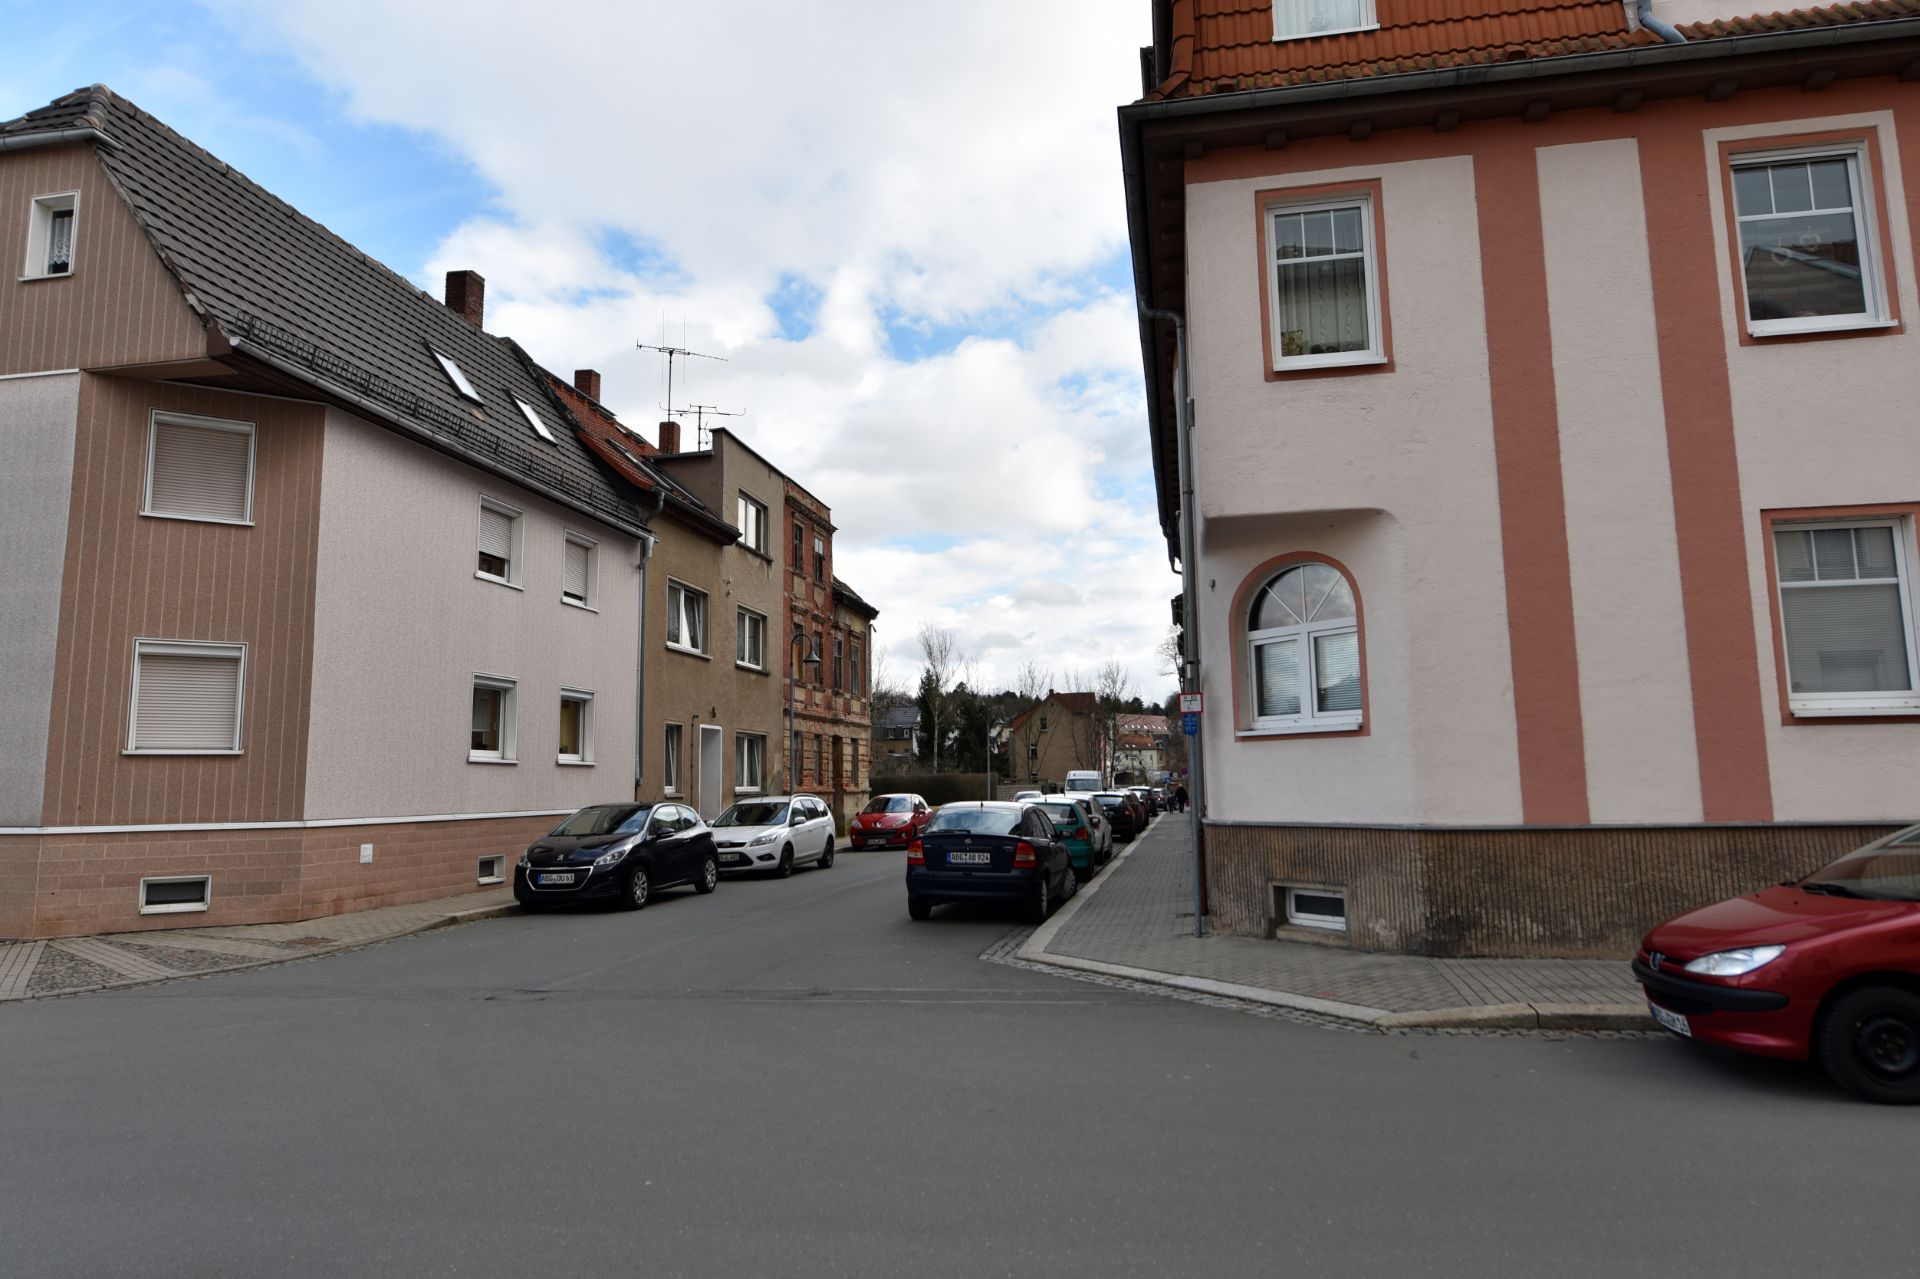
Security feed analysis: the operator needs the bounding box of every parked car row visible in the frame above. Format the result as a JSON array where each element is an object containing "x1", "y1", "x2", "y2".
[{"x1": 905, "y1": 801, "x2": 1080, "y2": 924}]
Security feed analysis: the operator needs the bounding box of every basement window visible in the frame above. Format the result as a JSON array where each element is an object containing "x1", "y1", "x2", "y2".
[
  {"x1": 477, "y1": 855, "x2": 506, "y2": 885},
  {"x1": 1282, "y1": 885, "x2": 1347, "y2": 932},
  {"x1": 139, "y1": 875, "x2": 212, "y2": 915},
  {"x1": 430, "y1": 346, "x2": 483, "y2": 402}
]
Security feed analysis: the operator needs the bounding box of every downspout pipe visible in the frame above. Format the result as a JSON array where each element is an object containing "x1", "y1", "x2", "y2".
[
  {"x1": 634, "y1": 488, "x2": 666, "y2": 797},
  {"x1": 1138, "y1": 296, "x2": 1208, "y2": 938},
  {"x1": 1633, "y1": 0, "x2": 1688, "y2": 44}
]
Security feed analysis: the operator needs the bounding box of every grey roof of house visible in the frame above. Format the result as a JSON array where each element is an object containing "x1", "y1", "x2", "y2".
[
  {"x1": 830, "y1": 576, "x2": 878, "y2": 619},
  {"x1": 877, "y1": 705, "x2": 920, "y2": 731},
  {"x1": 2, "y1": 85, "x2": 644, "y2": 535}
]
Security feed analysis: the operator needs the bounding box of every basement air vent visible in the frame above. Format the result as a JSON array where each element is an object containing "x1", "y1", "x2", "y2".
[{"x1": 139, "y1": 875, "x2": 211, "y2": 915}]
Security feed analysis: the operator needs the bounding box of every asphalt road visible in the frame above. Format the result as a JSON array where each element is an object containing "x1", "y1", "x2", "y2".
[{"x1": 0, "y1": 850, "x2": 1911, "y2": 1277}]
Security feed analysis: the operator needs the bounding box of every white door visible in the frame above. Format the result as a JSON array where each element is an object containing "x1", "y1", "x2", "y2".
[{"x1": 698, "y1": 725, "x2": 724, "y2": 821}]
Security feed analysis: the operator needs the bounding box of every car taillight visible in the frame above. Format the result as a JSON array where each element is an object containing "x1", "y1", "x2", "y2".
[
  {"x1": 1013, "y1": 840, "x2": 1037, "y2": 867},
  {"x1": 907, "y1": 838, "x2": 924, "y2": 866}
]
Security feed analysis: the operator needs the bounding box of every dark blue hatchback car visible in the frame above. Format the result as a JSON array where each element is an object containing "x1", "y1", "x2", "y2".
[
  {"x1": 516, "y1": 803, "x2": 718, "y2": 911},
  {"x1": 906, "y1": 801, "x2": 1073, "y2": 924}
]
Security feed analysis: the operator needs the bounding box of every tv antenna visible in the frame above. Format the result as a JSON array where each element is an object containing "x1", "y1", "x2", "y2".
[
  {"x1": 636, "y1": 338, "x2": 726, "y2": 425},
  {"x1": 671, "y1": 403, "x2": 743, "y2": 451}
]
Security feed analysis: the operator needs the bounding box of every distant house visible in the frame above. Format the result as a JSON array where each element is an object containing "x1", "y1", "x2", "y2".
[
  {"x1": 873, "y1": 704, "x2": 921, "y2": 765},
  {"x1": 1005, "y1": 691, "x2": 1104, "y2": 788}
]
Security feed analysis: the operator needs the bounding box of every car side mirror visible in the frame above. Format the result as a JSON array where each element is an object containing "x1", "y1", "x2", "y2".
[{"x1": 790, "y1": 812, "x2": 806, "y2": 826}]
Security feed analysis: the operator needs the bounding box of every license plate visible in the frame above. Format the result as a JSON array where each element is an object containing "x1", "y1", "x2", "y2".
[
  {"x1": 1648, "y1": 1002, "x2": 1692, "y2": 1038},
  {"x1": 537, "y1": 873, "x2": 577, "y2": 886},
  {"x1": 720, "y1": 854, "x2": 745, "y2": 865},
  {"x1": 948, "y1": 850, "x2": 991, "y2": 865}
]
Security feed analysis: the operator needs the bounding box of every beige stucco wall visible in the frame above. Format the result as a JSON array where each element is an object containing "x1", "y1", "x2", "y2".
[
  {"x1": 1537, "y1": 138, "x2": 1704, "y2": 823},
  {"x1": 1703, "y1": 111, "x2": 1920, "y2": 822},
  {"x1": 1184, "y1": 154, "x2": 1521, "y2": 824},
  {"x1": 304, "y1": 408, "x2": 640, "y2": 818}
]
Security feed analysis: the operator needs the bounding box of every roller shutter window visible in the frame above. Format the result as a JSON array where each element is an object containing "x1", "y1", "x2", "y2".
[
  {"x1": 478, "y1": 501, "x2": 517, "y2": 581},
  {"x1": 563, "y1": 535, "x2": 594, "y2": 605},
  {"x1": 129, "y1": 642, "x2": 245, "y2": 753},
  {"x1": 145, "y1": 415, "x2": 254, "y2": 524}
]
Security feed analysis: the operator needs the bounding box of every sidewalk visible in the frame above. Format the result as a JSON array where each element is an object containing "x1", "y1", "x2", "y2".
[
  {"x1": 1017, "y1": 816, "x2": 1650, "y2": 1031},
  {"x1": 0, "y1": 888, "x2": 517, "y2": 1002}
]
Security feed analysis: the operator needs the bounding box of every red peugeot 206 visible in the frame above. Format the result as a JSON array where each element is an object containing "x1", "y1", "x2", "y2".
[
  {"x1": 1634, "y1": 822, "x2": 1920, "y2": 1104},
  {"x1": 849, "y1": 793, "x2": 930, "y2": 851}
]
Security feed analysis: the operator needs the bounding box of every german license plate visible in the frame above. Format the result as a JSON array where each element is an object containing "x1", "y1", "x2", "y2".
[
  {"x1": 720, "y1": 854, "x2": 745, "y2": 865},
  {"x1": 1648, "y1": 1002, "x2": 1691, "y2": 1038},
  {"x1": 948, "y1": 850, "x2": 991, "y2": 865},
  {"x1": 537, "y1": 873, "x2": 577, "y2": 886}
]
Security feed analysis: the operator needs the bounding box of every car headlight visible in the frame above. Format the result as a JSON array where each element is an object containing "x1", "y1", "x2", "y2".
[
  {"x1": 1683, "y1": 944, "x2": 1785, "y2": 977},
  {"x1": 593, "y1": 843, "x2": 632, "y2": 868},
  {"x1": 748, "y1": 831, "x2": 779, "y2": 846},
  {"x1": 517, "y1": 853, "x2": 530, "y2": 868}
]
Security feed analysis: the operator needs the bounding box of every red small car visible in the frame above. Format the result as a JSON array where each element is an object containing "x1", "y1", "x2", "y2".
[
  {"x1": 1635, "y1": 822, "x2": 1920, "y2": 1103},
  {"x1": 850, "y1": 793, "x2": 930, "y2": 850}
]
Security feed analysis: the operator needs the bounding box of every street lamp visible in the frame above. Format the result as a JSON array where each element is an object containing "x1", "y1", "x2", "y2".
[{"x1": 787, "y1": 628, "x2": 822, "y2": 795}]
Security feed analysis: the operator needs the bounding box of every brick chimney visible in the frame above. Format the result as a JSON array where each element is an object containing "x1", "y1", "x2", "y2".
[
  {"x1": 444, "y1": 270, "x2": 485, "y2": 328},
  {"x1": 658, "y1": 420, "x2": 681, "y2": 453},
  {"x1": 573, "y1": 369, "x2": 602, "y2": 401}
]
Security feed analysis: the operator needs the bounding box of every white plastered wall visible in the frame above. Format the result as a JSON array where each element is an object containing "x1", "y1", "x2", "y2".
[
  {"x1": 304, "y1": 410, "x2": 640, "y2": 819},
  {"x1": 1185, "y1": 154, "x2": 1521, "y2": 824}
]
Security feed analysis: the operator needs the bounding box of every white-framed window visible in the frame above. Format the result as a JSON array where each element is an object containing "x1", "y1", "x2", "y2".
[
  {"x1": 430, "y1": 346, "x2": 483, "y2": 402},
  {"x1": 515, "y1": 397, "x2": 558, "y2": 444},
  {"x1": 1280, "y1": 885, "x2": 1348, "y2": 933},
  {"x1": 477, "y1": 855, "x2": 506, "y2": 885},
  {"x1": 470, "y1": 674, "x2": 518, "y2": 762},
  {"x1": 1731, "y1": 142, "x2": 1890, "y2": 337},
  {"x1": 139, "y1": 875, "x2": 211, "y2": 915},
  {"x1": 737, "y1": 607, "x2": 767, "y2": 670},
  {"x1": 738, "y1": 492, "x2": 768, "y2": 554},
  {"x1": 664, "y1": 723, "x2": 683, "y2": 793},
  {"x1": 1265, "y1": 192, "x2": 1384, "y2": 371},
  {"x1": 1246, "y1": 562, "x2": 1363, "y2": 733},
  {"x1": 562, "y1": 532, "x2": 597, "y2": 609},
  {"x1": 127, "y1": 640, "x2": 246, "y2": 754},
  {"x1": 666, "y1": 580, "x2": 708, "y2": 654},
  {"x1": 1271, "y1": 0, "x2": 1376, "y2": 43},
  {"x1": 142, "y1": 411, "x2": 256, "y2": 525},
  {"x1": 23, "y1": 191, "x2": 78, "y2": 278},
  {"x1": 558, "y1": 688, "x2": 594, "y2": 764},
  {"x1": 477, "y1": 498, "x2": 523, "y2": 587},
  {"x1": 736, "y1": 732, "x2": 766, "y2": 793},
  {"x1": 1773, "y1": 518, "x2": 1920, "y2": 715}
]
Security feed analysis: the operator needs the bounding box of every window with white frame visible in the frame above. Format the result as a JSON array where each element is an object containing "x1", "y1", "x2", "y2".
[
  {"x1": 1281, "y1": 885, "x2": 1348, "y2": 932},
  {"x1": 738, "y1": 492, "x2": 768, "y2": 554},
  {"x1": 667, "y1": 581, "x2": 707, "y2": 653},
  {"x1": 1772, "y1": 519, "x2": 1920, "y2": 715},
  {"x1": 430, "y1": 347, "x2": 483, "y2": 402},
  {"x1": 1265, "y1": 193, "x2": 1384, "y2": 370},
  {"x1": 1271, "y1": 0, "x2": 1376, "y2": 44},
  {"x1": 143, "y1": 412, "x2": 256, "y2": 525},
  {"x1": 1246, "y1": 562, "x2": 1363, "y2": 732},
  {"x1": 470, "y1": 674, "x2": 517, "y2": 761},
  {"x1": 562, "y1": 532, "x2": 597, "y2": 608},
  {"x1": 515, "y1": 397, "x2": 558, "y2": 444},
  {"x1": 477, "y1": 499, "x2": 522, "y2": 585},
  {"x1": 140, "y1": 875, "x2": 211, "y2": 915},
  {"x1": 1731, "y1": 143, "x2": 1889, "y2": 337},
  {"x1": 664, "y1": 723, "x2": 683, "y2": 793},
  {"x1": 127, "y1": 640, "x2": 246, "y2": 754},
  {"x1": 736, "y1": 732, "x2": 766, "y2": 793},
  {"x1": 24, "y1": 191, "x2": 78, "y2": 278},
  {"x1": 558, "y1": 689, "x2": 594, "y2": 763},
  {"x1": 737, "y1": 607, "x2": 767, "y2": 670}
]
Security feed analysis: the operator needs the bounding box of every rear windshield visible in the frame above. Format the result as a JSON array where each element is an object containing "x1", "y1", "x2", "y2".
[
  {"x1": 927, "y1": 808, "x2": 1021, "y2": 836},
  {"x1": 716, "y1": 801, "x2": 789, "y2": 827},
  {"x1": 863, "y1": 796, "x2": 913, "y2": 814},
  {"x1": 1037, "y1": 803, "x2": 1080, "y2": 824},
  {"x1": 1094, "y1": 795, "x2": 1126, "y2": 810},
  {"x1": 551, "y1": 805, "x2": 651, "y2": 837}
]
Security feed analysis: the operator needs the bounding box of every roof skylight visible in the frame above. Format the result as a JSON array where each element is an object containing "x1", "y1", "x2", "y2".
[
  {"x1": 430, "y1": 347, "x2": 482, "y2": 402},
  {"x1": 515, "y1": 397, "x2": 558, "y2": 444}
]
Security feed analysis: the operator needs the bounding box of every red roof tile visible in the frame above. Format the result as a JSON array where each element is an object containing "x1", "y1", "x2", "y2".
[{"x1": 547, "y1": 373, "x2": 657, "y2": 492}]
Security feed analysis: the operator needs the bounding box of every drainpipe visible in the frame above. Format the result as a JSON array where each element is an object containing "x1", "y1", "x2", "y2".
[
  {"x1": 1631, "y1": 0, "x2": 1688, "y2": 43},
  {"x1": 1138, "y1": 296, "x2": 1208, "y2": 938},
  {"x1": 634, "y1": 490, "x2": 666, "y2": 797}
]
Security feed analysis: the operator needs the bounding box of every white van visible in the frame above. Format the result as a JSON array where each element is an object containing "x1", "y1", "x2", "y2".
[{"x1": 1063, "y1": 770, "x2": 1104, "y2": 795}]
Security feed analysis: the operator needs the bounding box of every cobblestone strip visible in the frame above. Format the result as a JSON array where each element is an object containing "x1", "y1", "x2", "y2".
[
  {"x1": 113, "y1": 933, "x2": 293, "y2": 961},
  {"x1": 48, "y1": 938, "x2": 181, "y2": 982},
  {"x1": 0, "y1": 942, "x2": 47, "y2": 999}
]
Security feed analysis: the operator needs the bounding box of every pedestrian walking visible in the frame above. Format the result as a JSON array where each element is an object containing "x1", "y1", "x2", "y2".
[{"x1": 1173, "y1": 784, "x2": 1189, "y2": 813}]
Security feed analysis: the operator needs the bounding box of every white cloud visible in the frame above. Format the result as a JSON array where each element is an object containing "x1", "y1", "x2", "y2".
[{"x1": 208, "y1": 0, "x2": 1179, "y2": 697}]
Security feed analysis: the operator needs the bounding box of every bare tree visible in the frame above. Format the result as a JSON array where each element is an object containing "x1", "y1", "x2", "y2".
[
  {"x1": 1156, "y1": 625, "x2": 1183, "y2": 683},
  {"x1": 916, "y1": 623, "x2": 960, "y2": 771},
  {"x1": 1091, "y1": 660, "x2": 1136, "y2": 781},
  {"x1": 1004, "y1": 660, "x2": 1053, "y2": 790}
]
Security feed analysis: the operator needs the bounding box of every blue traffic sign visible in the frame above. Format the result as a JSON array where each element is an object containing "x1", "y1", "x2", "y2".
[{"x1": 1181, "y1": 712, "x2": 1199, "y2": 735}]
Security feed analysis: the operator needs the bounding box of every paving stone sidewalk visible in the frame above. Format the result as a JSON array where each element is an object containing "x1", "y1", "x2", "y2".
[
  {"x1": 0, "y1": 888, "x2": 516, "y2": 1002},
  {"x1": 1021, "y1": 816, "x2": 1649, "y2": 1030}
]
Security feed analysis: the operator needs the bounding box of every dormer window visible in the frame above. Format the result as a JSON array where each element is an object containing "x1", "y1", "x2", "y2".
[
  {"x1": 514, "y1": 397, "x2": 557, "y2": 444},
  {"x1": 24, "y1": 192, "x2": 78, "y2": 279},
  {"x1": 430, "y1": 347, "x2": 482, "y2": 402},
  {"x1": 1271, "y1": 0, "x2": 1376, "y2": 42}
]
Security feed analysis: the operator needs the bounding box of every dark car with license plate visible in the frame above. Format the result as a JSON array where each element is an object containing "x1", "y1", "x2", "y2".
[
  {"x1": 906, "y1": 801, "x2": 1074, "y2": 924},
  {"x1": 1634, "y1": 821, "x2": 1920, "y2": 1104},
  {"x1": 515, "y1": 803, "x2": 718, "y2": 911},
  {"x1": 1093, "y1": 791, "x2": 1143, "y2": 842}
]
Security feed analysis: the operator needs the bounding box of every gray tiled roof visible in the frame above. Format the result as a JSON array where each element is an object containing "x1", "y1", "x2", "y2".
[{"x1": 3, "y1": 86, "x2": 643, "y2": 535}]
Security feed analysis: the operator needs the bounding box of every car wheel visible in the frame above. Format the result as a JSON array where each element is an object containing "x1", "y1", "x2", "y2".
[
  {"x1": 694, "y1": 854, "x2": 718, "y2": 894},
  {"x1": 1818, "y1": 985, "x2": 1920, "y2": 1104},
  {"x1": 1025, "y1": 876, "x2": 1051, "y2": 925},
  {"x1": 1073, "y1": 863, "x2": 1092, "y2": 884},
  {"x1": 775, "y1": 846, "x2": 794, "y2": 879},
  {"x1": 819, "y1": 838, "x2": 835, "y2": 870},
  {"x1": 619, "y1": 865, "x2": 650, "y2": 911},
  {"x1": 907, "y1": 895, "x2": 932, "y2": 921}
]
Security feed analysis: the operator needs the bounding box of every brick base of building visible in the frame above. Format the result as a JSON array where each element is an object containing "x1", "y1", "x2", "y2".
[
  {"x1": 0, "y1": 814, "x2": 557, "y2": 940},
  {"x1": 1202, "y1": 821, "x2": 1906, "y2": 959}
]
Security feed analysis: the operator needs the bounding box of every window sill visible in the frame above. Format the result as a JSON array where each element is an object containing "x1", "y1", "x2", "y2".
[
  {"x1": 139, "y1": 901, "x2": 209, "y2": 916},
  {"x1": 556, "y1": 758, "x2": 595, "y2": 767},
  {"x1": 140, "y1": 510, "x2": 255, "y2": 528},
  {"x1": 1237, "y1": 718, "x2": 1363, "y2": 739},
  {"x1": 1272, "y1": 22, "x2": 1378, "y2": 44},
  {"x1": 740, "y1": 546, "x2": 774, "y2": 564},
  {"x1": 467, "y1": 755, "x2": 518, "y2": 765},
  {"x1": 477, "y1": 875, "x2": 505, "y2": 886},
  {"x1": 475, "y1": 572, "x2": 523, "y2": 591},
  {"x1": 560, "y1": 598, "x2": 598, "y2": 614},
  {"x1": 666, "y1": 644, "x2": 711, "y2": 660},
  {"x1": 1747, "y1": 317, "x2": 1898, "y2": 340},
  {"x1": 737, "y1": 661, "x2": 768, "y2": 674},
  {"x1": 1271, "y1": 351, "x2": 1388, "y2": 374},
  {"x1": 123, "y1": 748, "x2": 243, "y2": 756},
  {"x1": 1788, "y1": 703, "x2": 1920, "y2": 718},
  {"x1": 737, "y1": 787, "x2": 763, "y2": 796},
  {"x1": 19, "y1": 272, "x2": 73, "y2": 283}
]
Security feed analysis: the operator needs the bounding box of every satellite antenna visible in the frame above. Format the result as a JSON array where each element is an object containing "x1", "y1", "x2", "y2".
[
  {"x1": 671, "y1": 403, "x2": 743, "y2": 451},
  {"x1": 636, "y1": 333, "x2": 726, "y2": 428}
]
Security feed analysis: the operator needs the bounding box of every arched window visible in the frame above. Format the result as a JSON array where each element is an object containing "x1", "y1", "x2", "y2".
[{"x1": 1247, "y1": 562, "x2": 1362, "y2": 730}]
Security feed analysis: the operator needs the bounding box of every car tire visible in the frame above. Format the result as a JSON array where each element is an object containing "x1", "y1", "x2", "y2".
[
  {"x1": 776, "y1": 846, "x2": 794, "y2": 879},
  {"x1": 819, "y1": 838, "x2": 835, "y2": 870},
  {"x1": 907, "y1": 894, "x2": 932, "y2": 921},
  {"x1": 694, "y1": 854, "x2": 719, "y2": 894},
  {"x1": 1073, "y1": 864, "x2": 1092, "y2": 885},
  {"x1": 618, "y1": 865, "x2": 650, "y2": 912},
  {"x1": 1025, "y1": 875, "x2": 1051, "y2": 925},
  {"x1": 1817, "y1": 985, "x2": 1920, "y2": 1104}
]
